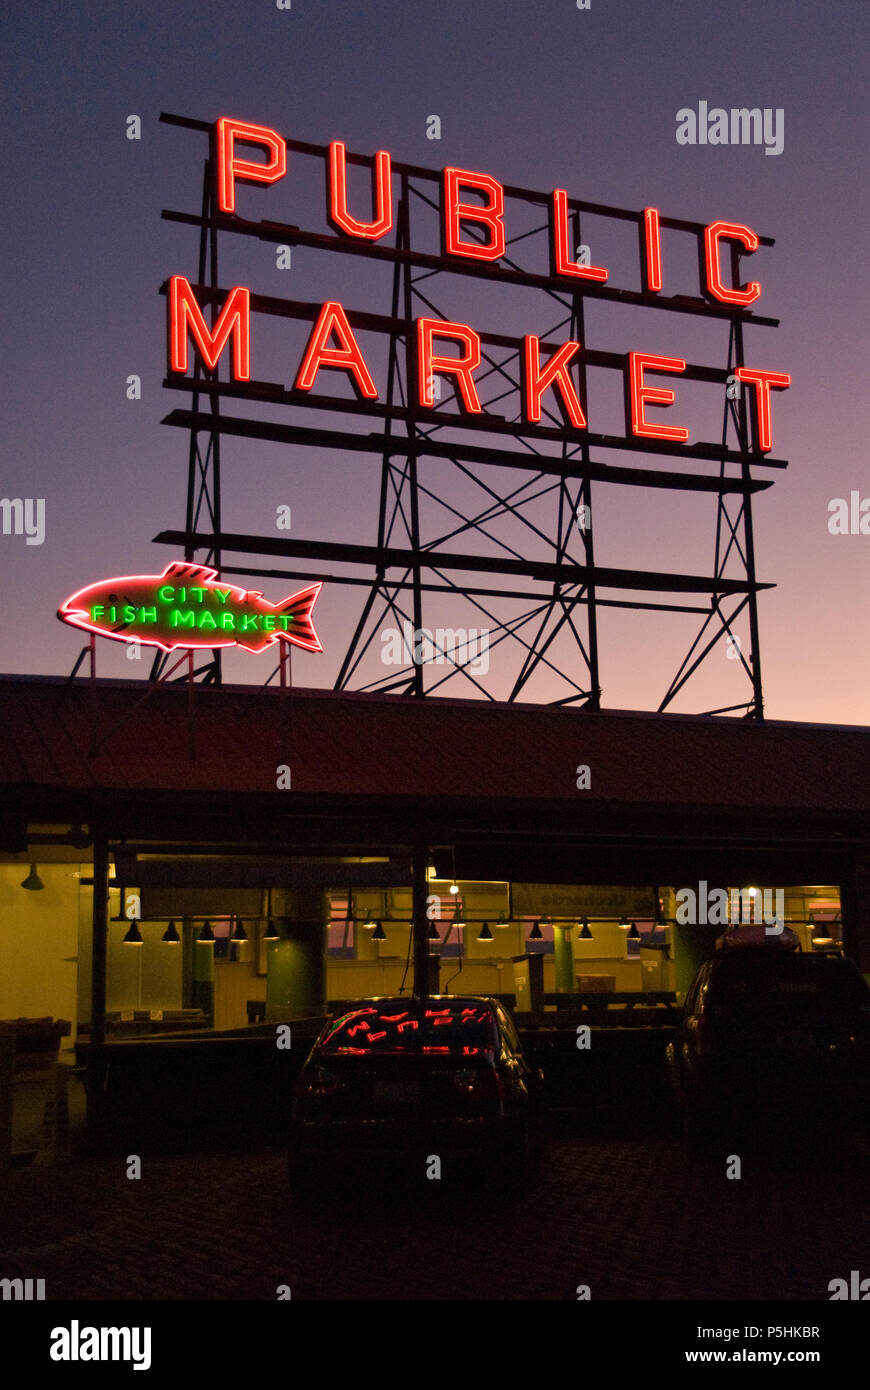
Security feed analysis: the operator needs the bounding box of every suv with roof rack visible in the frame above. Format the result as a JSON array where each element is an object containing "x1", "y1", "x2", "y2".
[{"x1": 666, "y1": 926, "x2": 870, "y2": 1149}]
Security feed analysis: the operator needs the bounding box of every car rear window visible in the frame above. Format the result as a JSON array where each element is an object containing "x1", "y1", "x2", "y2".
[{"x1": 317, "y1": 1003, "x2": 499, "y2": 1054}]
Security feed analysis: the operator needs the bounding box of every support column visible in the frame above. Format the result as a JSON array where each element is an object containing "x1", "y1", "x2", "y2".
[
  {"x1": 412, "y1": 845, "x2": 430, "y2": 1000},
  {"x1": 191, "y1": 924, "x2": 214, "y2": 1026},
  {"x1": 91, "y1": 831, "x2": 109, "y2": 1048},
  {"x1": 553, "y1": 924, "x2": 576, "y2": 992},
  {"x1": 840, "y1": 849, "x2": 870, "y2": 976},
  {"x1": 85, "y1": 830, "x2": 110, "y2": 1147},
  {"x1": 671, "y1": 921, "x2": 720, "y2": 1000},
  {"x1": 267, "y1": 888, "x2": 327, "y2": 1019}
]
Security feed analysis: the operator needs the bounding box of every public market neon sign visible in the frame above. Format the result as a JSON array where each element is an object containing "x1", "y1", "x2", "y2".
[
  {"x1": 58, "y1": 562, "x2": 323, "y2": 654},
  {"x1": 166, "y1": 117, "x2": 790, "y2": 453}
]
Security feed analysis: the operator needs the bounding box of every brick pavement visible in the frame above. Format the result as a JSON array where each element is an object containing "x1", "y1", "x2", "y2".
[{"x1": 0, "y1": 1124, "x2": 867, "y2": 1301}]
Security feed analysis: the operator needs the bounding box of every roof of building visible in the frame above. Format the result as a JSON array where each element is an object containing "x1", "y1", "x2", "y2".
[{"x1": 1, "y1": 673, "x2": 868, "y2": 816}]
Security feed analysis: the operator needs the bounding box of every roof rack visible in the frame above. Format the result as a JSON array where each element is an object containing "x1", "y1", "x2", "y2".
[{"x1": 715, "y1": 923, "x2": 801, "y2": 952}]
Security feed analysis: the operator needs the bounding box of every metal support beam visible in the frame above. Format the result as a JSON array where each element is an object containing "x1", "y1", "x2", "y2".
[{"x1": 154, "y1": 528, "x2": 772, "y2": 597}]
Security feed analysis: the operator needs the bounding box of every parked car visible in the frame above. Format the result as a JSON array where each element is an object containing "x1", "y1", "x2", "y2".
[
  {"x1": 666, "y1": 930, "x2": 870, "y2": 1149},
  {"x1": 290, "y1": 995, "x2": 543, "y2": 1187}
]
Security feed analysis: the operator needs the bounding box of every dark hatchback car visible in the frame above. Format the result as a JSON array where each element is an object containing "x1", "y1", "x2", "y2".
[
  {"x1": 666, "y1": 938, "x2": 870, "y2": 1148},
  {"x1": 290, "y1": 995, "x2": 543, "y2": 1185}
]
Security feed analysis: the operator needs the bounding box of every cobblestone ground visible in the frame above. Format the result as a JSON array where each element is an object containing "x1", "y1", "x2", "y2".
[{"x1": 1, "y1": 1121, "x2": 867, "y2": 1301}]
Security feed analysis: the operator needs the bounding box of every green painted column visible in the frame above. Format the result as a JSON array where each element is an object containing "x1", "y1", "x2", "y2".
[
  {"x1": 266, "y1": 888, "x2": 327, "y2": 1020},
  {"x1": 553, "y1": 925, "x2": 576, "y2": 992},
  {"x1": 672, "y1": 921, "x2": 719, "y2": 1000}
]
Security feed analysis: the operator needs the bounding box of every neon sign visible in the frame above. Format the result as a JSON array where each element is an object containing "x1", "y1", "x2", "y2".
[
  {"x1": 442, "y1": 167, "x2": 506, "y2": 262},
  {"x1": 163, "y1": 116, "x2": 791, "y2": 453},
  {"x1": 627, "y1": 353, "x2": 689, "y2": 443},
  {"x1": 58, "y1": 562, "x2": 323, "y2": 654}
]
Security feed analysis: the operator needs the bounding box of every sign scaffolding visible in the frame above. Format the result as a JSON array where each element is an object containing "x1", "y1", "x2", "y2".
[{"x1": 155, "y1": 112, "x2": 790, "y2": 715}]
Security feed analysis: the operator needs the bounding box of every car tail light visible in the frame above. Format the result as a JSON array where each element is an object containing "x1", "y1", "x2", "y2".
[
  {"x1": 694, "y1": 1016, "x2": 715, "y2": 1055},
  {"x1": 296, "y1": 1064, "x2": 341, "y2": 1100},
  {"x1": 826, "y1": 1023, "x2": 870, "y2": 1050},
  {"x1": 452, "y1": 1065, "x2": 504, "y2": 1102}
]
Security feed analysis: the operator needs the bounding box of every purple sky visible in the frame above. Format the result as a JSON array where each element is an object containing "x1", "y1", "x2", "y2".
[{"x1": 3, "y1": 0, "x2": 868, "y2": 723}]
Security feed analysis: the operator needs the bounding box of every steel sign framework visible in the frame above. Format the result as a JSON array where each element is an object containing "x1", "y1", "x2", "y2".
[{"x1": 154, "y1": 111, "x2": 789, "y2": 716}]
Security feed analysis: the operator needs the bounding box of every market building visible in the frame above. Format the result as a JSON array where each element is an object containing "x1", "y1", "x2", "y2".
[{"x1": 2, "y1": 674, "x2": 867, "y2": 1063}]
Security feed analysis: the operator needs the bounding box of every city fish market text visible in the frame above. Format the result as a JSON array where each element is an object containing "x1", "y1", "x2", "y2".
[{"x1": 57, "y1": 562, "x2": 323, "y2": 655}]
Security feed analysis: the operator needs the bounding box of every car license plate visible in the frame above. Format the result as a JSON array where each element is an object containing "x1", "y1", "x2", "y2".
[
  {"x1": 373, "y1": 1079, "x2": 418, "y2": 1104},
  {"x1": 773, "y1": 1030, "x2": 813, "y2": 1050}
]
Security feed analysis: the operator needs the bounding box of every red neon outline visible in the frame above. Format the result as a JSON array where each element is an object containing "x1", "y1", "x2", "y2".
[
  {"x1": 328, "y1": 141, "x2": 393, "y2": 240},
  {"x1": 442, "y1": 167, "x2": 505, "y2": 262},
  {"x1": 323, "y1": 1007, "x2": 377, "y2": 1040},
  {"x1": 57, "y1": 563, "x2": 324, "y2": 655},
  {"x1": 169, "y1": 276, "x2": 251, "y2": 381},
  {"x1": 643, "y1": 208, "x2": 663, "y2": 293},
  {"x1": 417, "y1": 318, "x2": 483, "y2": 413},
  {"x1": 550, "y1": 190, "x2": 608, "y2": 282},
  {"x1": 216, "y1": 117, "x2": 287, "y2": 215},
  {"x1": 704, "y1": 221, "x2": 761, "y2": 306},
  {"x1": 294, "y1": 300, "x2": 379, "y2": 400},
  {"x1": 523, "y1": 336, "x2": 587, "y2": 428},
  {"x1": 734, "y1": 367, "x2": 791, "y2": 452},
  {"x1": 627, "y1": 353, "x2": 689, "y2": 442}
]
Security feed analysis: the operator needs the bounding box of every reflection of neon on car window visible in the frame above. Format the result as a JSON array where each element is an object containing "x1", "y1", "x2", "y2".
[
  {"x1": 367, "y1": 1031, "x2": 387, "y2": 1041},
  {"x1": 325, "y1": 1006, "x2": 376, "y2": 1039},
  {"x1": 422, "y1": 1046, "x2": 451, "y2": 1054},
  {"x1": 380, "y1": 1012, "x2": 408, "y2": 1022},
  {"x1": 347, "y1": 1022, "x2": 370, "y2": 1036},
  {"x1": 397, "y1": 1019, "x2": 418, "y2": 1031}
]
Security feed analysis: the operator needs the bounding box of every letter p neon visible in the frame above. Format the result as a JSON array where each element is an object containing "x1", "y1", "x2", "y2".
[{"x1": 216, "y1": 118, "x2": 287, "y2": 214}]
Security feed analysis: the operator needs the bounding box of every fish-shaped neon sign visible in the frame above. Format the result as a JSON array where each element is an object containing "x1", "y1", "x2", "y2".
[{"x1": 58, "y1": 562, "x2": 323, "y2": 655}]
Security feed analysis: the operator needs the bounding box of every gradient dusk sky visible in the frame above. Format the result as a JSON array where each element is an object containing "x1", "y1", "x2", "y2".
[{"x1": 3, "y1": 0, "x2": 868, "y2": 723}]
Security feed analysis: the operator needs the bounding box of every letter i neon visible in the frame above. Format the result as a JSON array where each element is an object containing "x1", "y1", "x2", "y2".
[{"x1": 642, "y1": 208, "x2": 663, "y2": 292}]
